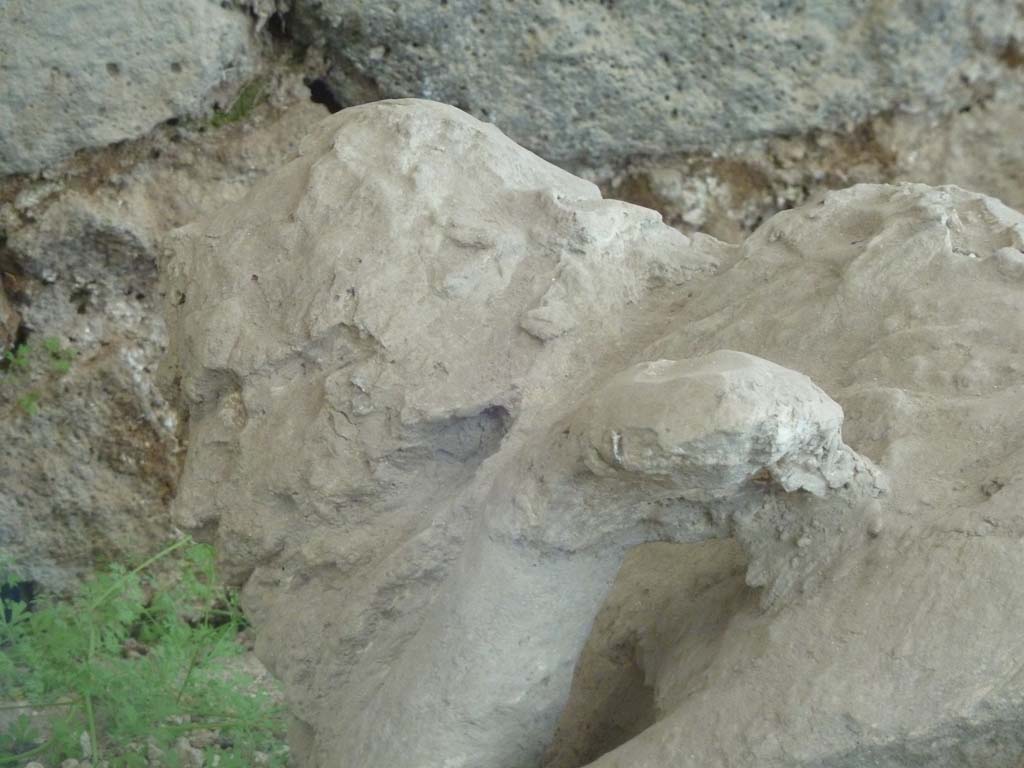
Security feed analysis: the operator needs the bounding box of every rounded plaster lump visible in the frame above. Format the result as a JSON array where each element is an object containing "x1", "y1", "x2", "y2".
[{"x1": 580, "y1": 351, "x2": 850, "y2": 499}]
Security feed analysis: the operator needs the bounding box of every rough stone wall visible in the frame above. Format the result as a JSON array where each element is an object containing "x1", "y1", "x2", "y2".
[
  {"x1": 599, "y1": 77, "x2": 1024, "y2": 242},
  {"x1": 0, "y1": 0, "x2": 258, "y2": 175},
  {"x1": 290, "y1": 0, "x2": 1022, "y2": 164}
]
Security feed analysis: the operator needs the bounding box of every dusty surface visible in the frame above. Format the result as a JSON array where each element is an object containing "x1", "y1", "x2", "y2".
[{"x1": 162, "y1": 100, "x2": 1024, "y2": 766}]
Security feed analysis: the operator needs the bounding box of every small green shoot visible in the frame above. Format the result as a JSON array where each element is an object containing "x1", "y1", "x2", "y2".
[
  {"x1": 1, "y1": 337, "x2": 75, "y2": 416},
  {"x1": 2, "y1": 343, "x2": 30, "y2": 373},
  {"x1": 42, "y1": 337, "x2": 75, "y2": 375},
  {"x1": 209, "y1": 78, "x2": 267, "y2": 128},
  {"x1": 15, "y1": 391, "x2": 40, "y2": 416}
]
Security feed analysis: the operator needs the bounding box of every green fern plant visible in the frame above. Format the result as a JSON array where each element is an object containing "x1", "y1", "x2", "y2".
[{"x1": 0, "y1": 539, "x2": 287, "y2": 766}]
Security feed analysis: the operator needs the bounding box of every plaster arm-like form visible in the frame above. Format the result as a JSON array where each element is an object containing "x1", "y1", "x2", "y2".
[{"x1": 338, "y1": 350, "x2": 887, "y2": 768}]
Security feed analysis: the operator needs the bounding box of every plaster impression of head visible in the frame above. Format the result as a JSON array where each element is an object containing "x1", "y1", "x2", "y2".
[{"x1": 160, "y1": 101, "x2": 892, "y2": 767}]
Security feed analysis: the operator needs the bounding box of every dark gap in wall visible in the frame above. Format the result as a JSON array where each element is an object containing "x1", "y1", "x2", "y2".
[
  {"x1": 265, "y1": 11, "x2": 288, "y2": 41},
  {"x1": 70, "y1": 285, "x2": 94, "y2": 315},
  {"x1": 1001, "y1": 39, "x2": 1024, "y2": 69},
  {"x1": 306, "y1": 77, "x2": 344, "y2": 113}
]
